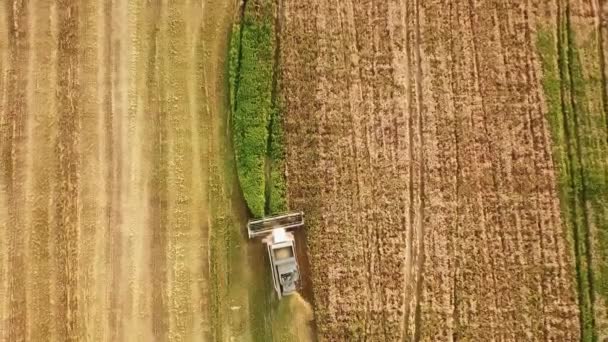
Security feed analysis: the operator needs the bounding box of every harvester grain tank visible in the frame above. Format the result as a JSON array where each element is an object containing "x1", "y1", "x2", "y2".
[{"x1": 247, "y1": 211, "x2": 304, "y2": 299}]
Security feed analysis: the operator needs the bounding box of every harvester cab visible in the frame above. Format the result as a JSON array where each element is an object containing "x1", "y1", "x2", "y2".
[{"x1": 247, "y1": 211, "x2": 304, "y2": 299}]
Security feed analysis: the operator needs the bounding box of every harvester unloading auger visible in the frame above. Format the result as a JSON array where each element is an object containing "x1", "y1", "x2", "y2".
[{"x1": 247, "y1": 211, "x2": 304, "y2": 299}]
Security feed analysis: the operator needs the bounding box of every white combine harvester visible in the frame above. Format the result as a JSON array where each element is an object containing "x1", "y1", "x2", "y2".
[{"x1": 247, "y1": 211, "x2": 304, "y2": 299}]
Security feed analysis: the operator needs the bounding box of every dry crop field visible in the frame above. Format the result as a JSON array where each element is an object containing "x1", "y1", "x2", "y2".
[
  {"x1": 0, "y1": 0, "x2": 227, "y2": 339},
  {"x1": 0, "y1": 0, "x2": 309, "y2": 341},
  {"x1": 1, "y1": 0, "x2": 607, "y2": 341},
  {"x1": 280, "y1": 0, "x2": 606, "y2": 340}
]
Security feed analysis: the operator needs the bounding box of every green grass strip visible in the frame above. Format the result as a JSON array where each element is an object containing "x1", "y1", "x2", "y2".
[
  {"x1": 230, "y1": 0, "x2": 276, "y2": 218},
  {"x1": 267, "y1": 105, "x2": 287, "y2": 214},
  {"x1": 538, "y1": 13, "x2": 608, "y2": 340},
  {"x1": 230, "y1": 0, "x2": 287, "y2": 218},
  {"x1": 537, "y1": 25, "x2": 594, "y2": 341}
]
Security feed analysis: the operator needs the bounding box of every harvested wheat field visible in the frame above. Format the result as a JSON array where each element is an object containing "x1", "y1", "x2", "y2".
[
  {"x1": 280, "y1": 0, "x2": 606, "y2": 340},
  {"x1": 0, "y1": 0, "x2": 316, "y2": 341}
]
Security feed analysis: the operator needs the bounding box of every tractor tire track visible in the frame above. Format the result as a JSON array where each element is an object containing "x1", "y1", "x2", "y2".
[
  {"x1": 0, "y1": 3, "x2": 6, "y2": 334},
  {"x1": 77, "y1": 0, "x2": 110, "y2": 339},
  {"x1": 101, "y1": 0, "x2": 123, "y2": 339},
  {"x1": 24, "y1": 0, "x2": 57, "y2": 340},
  {"x1": 54, "y1": 1, "x2": 82, "y2": 339},
  {"x1": 142, "y1": 1, "x2": 169, "y2": 340},
  {"x1": 2, "y1": 1, "x2": 30, "y2": 341},
  {"x1": 396, "y1": 0, "x2": 416, "y2": 337},
  {"x1": 412, "y1": 0, "x2": 426, "y2": 339}
]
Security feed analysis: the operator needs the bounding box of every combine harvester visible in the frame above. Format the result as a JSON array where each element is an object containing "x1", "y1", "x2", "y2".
[{"x1": 247, "y1": 211, "x2": 304, "y2": 299}]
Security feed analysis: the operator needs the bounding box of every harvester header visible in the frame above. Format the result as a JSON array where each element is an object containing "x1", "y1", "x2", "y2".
[{"x1": 247, "y1": 211, "x2": 305, "y2": 238}]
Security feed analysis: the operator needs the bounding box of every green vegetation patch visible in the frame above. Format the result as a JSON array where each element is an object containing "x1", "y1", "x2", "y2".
[
  {"x1": 267, "y1": 105, "x2": 287, "y2": 214},
  {"x1": 229, "y1": 0, "x2": 287, "y2": 218},
  {"x1": 537, "y1": 16, "x2": 608, "y2": 341}
]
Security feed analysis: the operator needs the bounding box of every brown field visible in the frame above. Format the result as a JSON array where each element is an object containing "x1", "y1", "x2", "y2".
[
  {"x1": 2, "y1": 0, "x2": 606, "y2": 340},
  {"x1": 280, "y1": 0, "x2": 589, "y2": 340}
]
